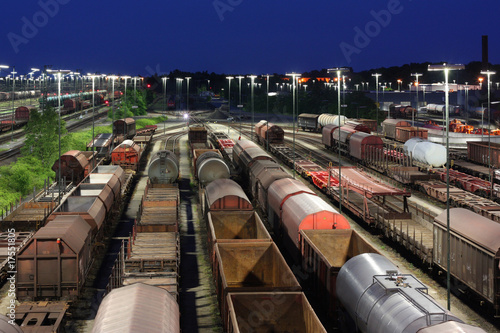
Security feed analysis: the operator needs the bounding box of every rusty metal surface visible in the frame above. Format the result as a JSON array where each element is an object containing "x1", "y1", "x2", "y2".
[
  {"x1": 322, "y1": 124, "x2": 338, "y2": 147},
  {"x1": 254, "y1": 120, "x2": 267, "y2": 138},
  {"x1": 205, "y1": 179, "x2": 252, "y2": 211},
  {"x1": 1, "y1": 202, "x2": 56, "y2": 231},
  {"x1": 52, "y1": 150, "x2": 89, "y2": 183},
  {"x1": 232, "y1": 140, "x2": 259, "y2": 165},
  {"x1": 207, "y1": 211, "x2": 272, "y2": 264},
  {"x1": 382, "y1": 119, "x2": 411, "y2": 139},
  {"x1": 214, "y1": 242, "x2": 301, "y2": 329},
  {"x1": 434, "y1": 208, "x2": 500, "y2": 254},
  {"x1": 330, "y1": 167, "x2": 410, "y2": 197},
  {"x1": 349, "y1": 132, "x2": 384, "y2": 160},
  {"x1": 468, "y1": 140, "x2": 500, "y2": 168},
  {"x1": 93, "y1": 283, "x2": 180, "y2": 333},
  {"x1": 226, "y1": 292, "x2": 326, "y2": 333},
  {"x1": 332, "y1": 127, "x2": 355, "y2": 145},
  {"x1": 15, "y1": 301, "x2": 68, "y2": 333},
  {"x1": 94, "y1": 165, "x2": 125, "y2": 185},
  {"x1": 17, "y1": 217, "x2": 92, "y2": 299},
  {"x1": 250, "y1": 160, "x2": 283, "y2": 194},
  {"x1": 239, "y1": 147, "x2": 273, "y2": 170},
  {"x1": 281, "y1": 193, "x2": 350, "y2": 248},
  {"x1": 268, "y1": 178, "x2": 315, "y2": 215},
  {"x1": 49, "y1": 196, "x2": 106, "y2": 232},
  {"x1": 73, "y1": 183, "x2": 114, "y2": 212}
]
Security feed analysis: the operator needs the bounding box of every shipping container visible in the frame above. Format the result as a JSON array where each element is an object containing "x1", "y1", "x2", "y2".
[
  {"x1": 395, "y1": 126, "x2": 428, "y2": 142},
  {"x1": 467, "y1": 141, "x2": 500, "y2": 168}
]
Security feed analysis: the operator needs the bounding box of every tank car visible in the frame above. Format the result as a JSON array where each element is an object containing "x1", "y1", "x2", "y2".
[
  {"x1": 404, "y1": 138, "x2": 446, "y2": 167},
  {"x1": 147, "y1": 150, "x2": 179, "y2": 184},
  {"x1": 337, "y1": 253, "x2": 463, "y2": 333}
]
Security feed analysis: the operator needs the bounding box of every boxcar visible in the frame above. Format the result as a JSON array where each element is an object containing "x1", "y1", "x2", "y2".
[
  {"x1": 298, "y1": 113, "x2": 320, "y2": 132},
  {"x1": 17, "y1": 216, "x2": 92, "y2": 299},
  {"x1": 113, "y1": 118, "x2": 136, "y2": 139},
  {"x1": 467, "y1": 141, "x2": 500, "y2": 168},
  {"x1": 382, "y1": 119, "x2": 411, "y2": 140},
  {"x1": 433, "y1": 208, "x2": 500, "y2": 316}
]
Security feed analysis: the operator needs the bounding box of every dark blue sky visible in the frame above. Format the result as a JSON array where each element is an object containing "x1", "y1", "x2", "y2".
[{"x1": 1, "y1": 0, "x2": 499, "y2": 76}]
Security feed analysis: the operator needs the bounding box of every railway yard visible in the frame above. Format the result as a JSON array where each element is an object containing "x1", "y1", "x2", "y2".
[{"x1": 0, "y1": 109, "x2": 500, "y2": 332}]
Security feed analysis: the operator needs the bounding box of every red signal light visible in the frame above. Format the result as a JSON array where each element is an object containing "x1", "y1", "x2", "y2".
[{"x1": 147, "y1": 84, "x2": 151, "y2": 88}]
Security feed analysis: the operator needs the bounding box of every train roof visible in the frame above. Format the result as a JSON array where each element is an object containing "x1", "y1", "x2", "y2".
[{"x1": 435, "y1": 208, "x2": 500, "y2": 254}]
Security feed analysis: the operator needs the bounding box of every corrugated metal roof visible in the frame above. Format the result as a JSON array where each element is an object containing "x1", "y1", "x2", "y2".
[
  {"x1": 92, "y1": 283, "x2": 179, "y2": 333},
  {"x1": 205, "y1": 179, "x2": 251, "y2": 207},
  {"x1": 258, "y1": 169, "x2": 292, "y2": 191},
  {"x1": 268, "y1": 178, "x2": 315, "y2": 214},
  {"x1": 281, "y1": 193, "x2": 341, "y2": 244},
  {"x1": 35, "y1": 216, "x2": 91, "y2": 254},
  {"x1": 434, "y1": 208, "x2": 500, "y2": 254}
]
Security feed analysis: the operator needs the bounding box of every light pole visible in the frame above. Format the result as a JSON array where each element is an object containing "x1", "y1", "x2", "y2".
[
  {"x1": 109, "y1": 75, "x2": 118, "y2": 136},
  {"x1": 328, "y1": 67, "x2": 349, "y2": 211},
  {"x1": 481, "y1": 70, "x2": 496, "y2": 198},
  {"x1": 10, "y1": 66, "x2": 16, "y2": 142},
  {"x1": 248, "y1": 75, "x2": 257, "y2": 141},
  {"x1": 263, "y1": 74, "x2": 274, "y2": 151},
  {"x1": 286, "y1": 73, "x2": 301, "y2": 178},
  {"x1": 411, "y1": 73, "x2": 422, "y2": 126},
  {"x1": 162, "y1": 77, "x2": 167, "y2": 135},
  {"x1": 122, "y1": 76, "x2": 131, "y2": 111},
  {"x1": 464, "y1": 82, "x2": 469, "y2": 123},
  {"x1": 87, "y1": 74, "x2": 99, "y2": 169},
  {"x1": 236, "y1": 76, "x2": 244, "y2": 139},
  {"x1": 226, "y1": 76, "x2": 234, "y2": 114},
  {"x1": 185, "y1": 77, "x2": 191, "y2": 112},
  {"x1": 397, "y1": 79, "x2": 402, "y2": 92},
  {"x1": 372, "y1": 73, "x2": 381, "y2": 132},
  {"x1": 428, "y1": 63, "x2": 465, "y2": 311},
  {"x1": 47, "y1": 69, "x2": 70, "y2": 202}
]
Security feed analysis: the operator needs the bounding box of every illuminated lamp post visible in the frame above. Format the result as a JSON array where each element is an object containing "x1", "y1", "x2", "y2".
[
  {"x1": 411, "y1": 73, "x2": 422, "y2": 126},
  {"x1": 481, "y1": 70, "x2": 497, "y2": 200},
  {"x1": 428, "y1": 63, "x2": 464, "y2": 311},
  {"x1": 372, "y1": 73, "x2": 382, "y2": 131},
  {"x1": 263, "y1": 74, "x2": 274, "y2": 151},
  {"x1": 162, "y1": 77, "x2": 168, "y2": 135},
  {"x1": 285, "y1": 73, "x2": 301, "y2": 178},
  {"x1": 236, "y1": 76, "x2": 245, "y2": 139},
  {"x1": 248, "y1": 75, "x2": 258, "y2": 141},
  {"x1": 185, "y1": 77, "x2": 191, "y2": 112},
  {"x1": 47, "y1": 69, "x2": 71, "y2": 203}
]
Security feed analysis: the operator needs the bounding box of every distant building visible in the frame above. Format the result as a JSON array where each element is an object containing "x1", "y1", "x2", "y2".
[{"x1": 414, "y1": 83, "x2": 480, "y2": 92}]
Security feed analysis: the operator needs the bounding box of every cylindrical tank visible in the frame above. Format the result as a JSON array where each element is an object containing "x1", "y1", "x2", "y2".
[
  {"x1": 336, "y1": 253, "x2": 462, "y2": 333},
  {"x1": 147, "y1": 150, "x2": 179, "y2": 184},
  {"x1": 196, "y1": 151, "x2": 230, "y2": 186},
  {"x1": 319, "y1": 114, "x2": 347, "y2": 127},
  {"x1": 404, "y1": 138, "x2": 447, "y2": 167},
  {"x1": 0, "y1": 315, "x2": 23, "y2": 333}
]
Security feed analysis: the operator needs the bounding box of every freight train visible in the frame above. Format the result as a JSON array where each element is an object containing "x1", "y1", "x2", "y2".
[
  {"x1": 249, "y1": 121, "x2": 500, "y2": 320},
  {"x1": 226, "y1": 133, "x2": 488, "y2": 331},
  {"x1": 0, "y1": 90, "x2": 40, "y2": 102}
]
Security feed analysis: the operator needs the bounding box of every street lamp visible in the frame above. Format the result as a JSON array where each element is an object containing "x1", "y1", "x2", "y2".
[
  {"x1": 411, "y1": 73, "x2": 422, "y2": 126},
  {"x1": 185, "y1": 77, "x2": 191, "y2": 112},
  {"x1": 122, "y1": 76, "x2": 131, "y2": 108},
  {"x1": 286, "y1": 73, "x2": 301, "y2": 179},
  {"x1": 372, "y1": 73, "x2": 381, "y2": 130},
  {"x1": 10, "y1": 66, "x2": 16, "y2": 142},
  {"x1": 108, "y1": 75, "x2": 118, "y2": 136},
  {"x1": 481, "y1": 70, "x2": 496, "y2": 198},
  {"x1": 47, "y1": 69, "x2": 71, "y2": 202},
  {"x1": 428, "y1": 63, "x2": 465, "y2": 311},
  {"x1": 248, "y1": 75, "x2": 258, "y2": 141},
  {"x1": 87, "y1": 73, "x2": 99, "y2": 170},
  {"x1": 329, "y1": 68, "x2": 349, "y2": 211},
  {"x1": 162, "y1": 77, "x2": 168, "y2": 135},
  {"x1": 263, "y1": 74, "x2": 274, "y2": 151},
  {"x1": 236, "y1": 76, "x2": 245, "y2": 139},
  {"x1": 397, "y1": 79, "x2": 402, "y2": 92},
  {"x1": 226, "y1": 76, "x2": 234, "y2": 114}
]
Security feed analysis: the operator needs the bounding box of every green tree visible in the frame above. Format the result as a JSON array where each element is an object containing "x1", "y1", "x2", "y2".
[{"x1": 21, "y1": 106, "x2": 67, "y2": 168}]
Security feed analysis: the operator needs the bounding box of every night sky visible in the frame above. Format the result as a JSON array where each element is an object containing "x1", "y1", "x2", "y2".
[{"x1": 1, "y1": 0, "x2": 499, "y2": 76}]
